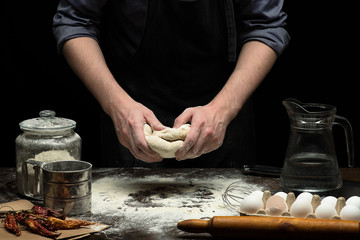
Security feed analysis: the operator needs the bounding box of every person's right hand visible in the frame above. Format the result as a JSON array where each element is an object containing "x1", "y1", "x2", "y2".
[
  {"x1": 62, "y1": 37, "x2": 166, "y2": 162},
  {"x1": 109, "y1": 99, "x2": 166, "y2": 163}
]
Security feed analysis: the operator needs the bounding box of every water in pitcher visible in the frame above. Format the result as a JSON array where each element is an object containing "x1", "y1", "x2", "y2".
[{"x1": 280, "y1": 152, "x2": 342, "y2": 193}]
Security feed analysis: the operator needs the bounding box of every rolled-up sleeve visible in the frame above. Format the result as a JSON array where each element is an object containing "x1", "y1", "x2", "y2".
[
  {"x1": 52, "y1": 0, "x2": 107, "y2": 53},
  {"x1": 235, "y1": 0, "x2": 290, "y2": 56}
]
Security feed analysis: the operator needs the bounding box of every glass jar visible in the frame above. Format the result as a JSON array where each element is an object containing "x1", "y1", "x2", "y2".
[{"x1": 15, "y1": 110, "x2": 81, "y2": 199}]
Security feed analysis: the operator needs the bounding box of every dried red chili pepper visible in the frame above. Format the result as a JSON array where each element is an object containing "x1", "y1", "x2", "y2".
[
  {"x1": 32, "y1": 205, "x2": 65, "y2": 219},
  {"x1": 32, "y1": 205, "x2": 48, "y2": 216},
  {"x1": 25, "y1": 213, "x2": 58, "y2": 232},
  {"x1": 25, "y1": 218, "x2": 61, "y2": 239},
  {"x1": 5, "y1": 213, "x2": 21, "y2": 236},
  {"x1": 47, "y1": 216, "x2": 93, "y2": 230},
  {"x1": 47, "y1": 208, "x2": 66, "y2": 220},
  {"x1": 4, "y1": 206, "x2": 92, "y2": 238},
  {"x1": 15, "y1": 211, "x2": 27, "y2": 225}
]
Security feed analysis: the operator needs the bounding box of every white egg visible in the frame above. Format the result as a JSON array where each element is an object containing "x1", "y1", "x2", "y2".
[
  {"x1": 346, "y1": 196, "x2": 360, "y2": 209},
  {"x1": 314, "y1": 203, "x2": 337, "y2": 219},
  {"x1": 290, "y1": 198, "x2": 313, "y2": 218},
  {"x1": 274, "y1": 192, "x2": 288, "y2": 200},
  {"x1": 249, "y1": 190, "x2": 264, "y2": 199},
  {"x1": 240, "y1": 195, "x2": 264, "y2": 214},
  {"x1": 340, "y1": 204, "x2": 360, "y2": 221},
  {"x1": 321, "y1": 196, "x2": 338, "y2": 207},
  {"x1": 297, "y1": 192, "x2": 313, "y2": 202}
]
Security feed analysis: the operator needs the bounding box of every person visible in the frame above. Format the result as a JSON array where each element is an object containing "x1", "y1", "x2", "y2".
[{"x1": 52, "y1": 0, "x2": 290, "y2": 168}]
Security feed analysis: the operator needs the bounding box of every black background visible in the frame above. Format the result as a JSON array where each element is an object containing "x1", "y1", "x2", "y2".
[{"x1": 2, "y1": 1, "x2": 358, "y2": 168}]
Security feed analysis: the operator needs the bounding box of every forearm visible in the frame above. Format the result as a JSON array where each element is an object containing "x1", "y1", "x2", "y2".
[
  {"x1": 209, "y1": 41, "x2": 277, "y2": 122},
  {"x1": 62, "y1": 37, "x2": 164, "y2": 162},
  {"x1": 62, "y1": 37, "x2": 132, "y2": 116}
]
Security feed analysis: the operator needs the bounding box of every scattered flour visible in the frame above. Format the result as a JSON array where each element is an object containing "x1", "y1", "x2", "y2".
[{"x1": 90, "y1": 173, "x2": 263, "y2": 237}]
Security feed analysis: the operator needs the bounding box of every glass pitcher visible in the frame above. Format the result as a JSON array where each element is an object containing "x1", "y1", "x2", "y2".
[{"x1": 280, "y1": 98, "x2": 354, "y2": 193}]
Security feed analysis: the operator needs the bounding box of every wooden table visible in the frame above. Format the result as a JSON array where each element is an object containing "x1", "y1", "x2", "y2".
[{"x1": 1, "y1": 167, "x2": 359, "y2": 240}]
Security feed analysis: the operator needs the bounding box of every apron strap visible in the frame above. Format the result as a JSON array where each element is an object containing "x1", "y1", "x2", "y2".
[{"x1": 224, "y1": 0, "x2": 237, "y2": 62}]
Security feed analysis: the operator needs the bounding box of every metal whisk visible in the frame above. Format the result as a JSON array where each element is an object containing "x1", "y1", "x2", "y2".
[{"x1": 222, "y1": 181, "x2": 260, "y2": 211}]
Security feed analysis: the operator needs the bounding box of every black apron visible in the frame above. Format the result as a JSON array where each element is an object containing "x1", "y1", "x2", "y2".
[{"x1": 100, "y1": 0, "x2": 256, "y2": 168}]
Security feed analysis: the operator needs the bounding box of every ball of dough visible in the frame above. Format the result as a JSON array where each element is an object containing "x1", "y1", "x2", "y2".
[
  {"x1": 152, "y1": 124, "x2": 191, "y2": 141},
  {"x1": 143, "y1": 124, "x2": 153, "y2": 137},
  {"x1": 144, "y1": 124, "x2": 191, "y2": 158}
]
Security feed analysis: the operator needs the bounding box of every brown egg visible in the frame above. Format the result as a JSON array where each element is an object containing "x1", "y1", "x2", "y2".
[{"x1": 265, "y1": 195, "x2": 288, "y2": 216}]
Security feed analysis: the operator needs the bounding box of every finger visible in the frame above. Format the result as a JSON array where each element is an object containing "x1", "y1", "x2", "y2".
[
  {"x1": 128, "y1": 135, "x2": 163, "y2": 163},
  {"x1": 173, "y1": 108, "x2": 194, "y2": 128},
  {"x1": 138, "y1": 143, "x2": 164, "y2": 162},
  {"x1": 130, "y1": 149, "x2": 163, "y2": 163},
  {"x1": 178, "y1": 142, "x2": 206, "y2": 160},
  {"x1": 144, "y1": 113, "x2": 167, "y2": 131},
  {"x1": 175, "y1": 124, "x2": 224, "y2": 160},
  {"x1": 127, "y1": 122, "x2": 163, "y2": 163},
  {"x1": 175, "y1": 126, "x2": 201, "y2": 160}
]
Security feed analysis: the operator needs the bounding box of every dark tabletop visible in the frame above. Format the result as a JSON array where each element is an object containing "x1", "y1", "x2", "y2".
[{"x1": 1, "y1": 167, "x2": 359, "y2": 240}]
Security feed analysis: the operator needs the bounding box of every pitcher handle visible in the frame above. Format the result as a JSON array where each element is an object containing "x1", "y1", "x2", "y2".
[
  {"x1": 334, "y1": 115, "x2": 355, "y2": 168},
  {"x1": 22, "y1": 160, "x2": 43, "y2": 198}
]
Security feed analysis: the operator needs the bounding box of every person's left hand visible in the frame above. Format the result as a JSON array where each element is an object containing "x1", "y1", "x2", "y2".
[{"x1": 173, "y1": 104, "x2": 231, "y2": 160}]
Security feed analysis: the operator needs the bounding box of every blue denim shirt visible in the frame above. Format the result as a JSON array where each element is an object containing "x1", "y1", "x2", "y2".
[{"x1": 53, "y1": 0, "x2": 290, "y2": 61}]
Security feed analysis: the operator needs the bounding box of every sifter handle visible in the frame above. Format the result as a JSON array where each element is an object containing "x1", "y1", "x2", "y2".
[{"x1": 22, "y1": 159, "x2": 43, "y2": 199}]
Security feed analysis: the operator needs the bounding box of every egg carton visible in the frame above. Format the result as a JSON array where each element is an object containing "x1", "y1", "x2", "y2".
[{"x1": 238, "y1": 190, "x2": 347, "y2": 220}]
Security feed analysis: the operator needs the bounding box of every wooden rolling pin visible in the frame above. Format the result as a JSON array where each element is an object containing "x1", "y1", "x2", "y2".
[{"x1": 177, "y1": 216, "x2": 360, "y2": 239}]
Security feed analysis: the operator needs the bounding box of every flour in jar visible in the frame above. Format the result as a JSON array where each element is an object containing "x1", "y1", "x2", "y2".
[
  {"x1": 25, "y1": 150, "x2": 77, "y2": 174},
  {"x1": 31, "y1": 149, "x2": 77, "y2": 162}
]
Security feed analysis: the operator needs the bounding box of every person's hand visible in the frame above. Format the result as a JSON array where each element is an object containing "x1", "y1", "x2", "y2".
[
  {"x1": 61, "y1": 37, "x2": 166, "y2": 163},
  {"x1": 109, "y1": 100, "x2": 166, "y2": 163},
  {"x1": 173, "y1": 104, "x2": 232, "y2": 160}
]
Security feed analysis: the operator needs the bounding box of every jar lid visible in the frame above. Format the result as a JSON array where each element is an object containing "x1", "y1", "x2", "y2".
[{"x1": 19, "y1": 110, "x2": 76, "y2": 132}]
